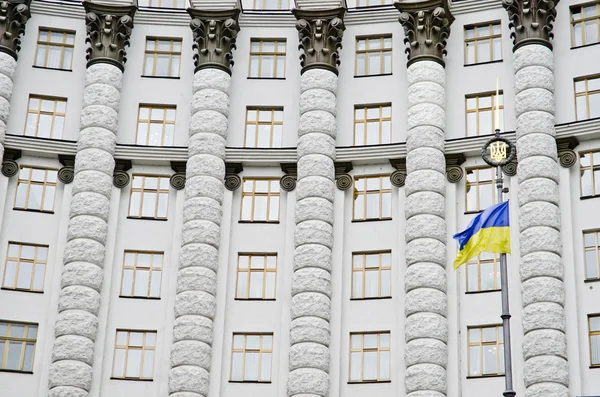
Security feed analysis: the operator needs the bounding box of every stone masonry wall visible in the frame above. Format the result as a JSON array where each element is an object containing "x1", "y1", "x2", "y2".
[{"x1": 0, "y1": 52, "x2": 16, "y2": 164}]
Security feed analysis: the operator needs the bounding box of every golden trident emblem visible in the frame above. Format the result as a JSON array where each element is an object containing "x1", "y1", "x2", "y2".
[{"x1": 490, "y1": 140, "x2": 508, "y2": 162}]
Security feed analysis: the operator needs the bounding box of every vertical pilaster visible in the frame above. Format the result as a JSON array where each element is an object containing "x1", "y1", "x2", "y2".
[
  {"x1": 288, "y1": 7, "x2": 345, "y2": 397},
  {"x1": 48, "y1": 4, "x2": 135, "y2": 397},
  {"x1": 395, "y1": 1, "x2": 453, "y2": 396},
  {"x1": 167, "y1": 9, "x2": 239, "y2": 397},
  {"x1": 503, "y1": 1, "x2": 569, "y2": 396}
]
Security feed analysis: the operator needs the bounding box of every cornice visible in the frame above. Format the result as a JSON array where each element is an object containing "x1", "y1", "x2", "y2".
[
  {"x1": 0, "y1": 0, "x2": 32, "y2": 60},
  {"x1": 450, "y1": 0, "x2": 503, "y2": 15}
]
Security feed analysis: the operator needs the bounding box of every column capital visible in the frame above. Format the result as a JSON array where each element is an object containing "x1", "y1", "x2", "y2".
[
  {"x1": 503, "y1": 0, "x2": 559, "y2": 51},
  {"x1": 292, "y1": 7, "x2": 346, "y2": 75},
  {"x1": 83, "y1": 1, "x2": 136, "y2": 72},
  {"x1": 394, "y1": 0, "x2": 454, "y2": 67},
  {"x1": 188, "y1": 8, "x2": 241, "y2": 75},
  {"x1": 0, "y1": 0, "x2": 32, "y2": 60}
]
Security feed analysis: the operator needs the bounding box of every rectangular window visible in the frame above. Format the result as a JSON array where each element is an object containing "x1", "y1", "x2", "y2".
[
  {"x1": 230, "y1": 333, "x2": 273, "y2": 382},
  {"x1": 356, "y1": 0, "x2": 393, "y2": 6},
  {"x1": 34, "y1": 28, "x2": 75, "y2": 70},
  {"x1": 14, "y1": 167, "x2": 58, "y2": 212},
  {"x1": 120, "y1": 251, "x2": 163, "y2": 298},
  {"x1": 571, "y1": 2, "x2": 600, "y2": 47},
  {"x1": 466, "y1": 167, "x2": 496, "y2": 213},
  {"x1": 355, "y1": 35, "x2": 392, "y2": 77},
  {"x1": 0, "y1": 321, "x2": 37, "y2": 372},
  {"x1": 468, "y1": 325, "x2": 504, "y2": 376},
  {"x1": 112, "y1": 330, "x2": 156, "y2": 380},
  {"x1": 249, "y1": 40, "x2": 286, "y2": 79},
  {"x1": 464, "y1": 22, "x2": 502, "y2": 65},
  {"x1": 252, "y1": 0, "x2": 287, "y2": 9},
  {"x1": 349, "y1": 332, "x2": 390, "y2": 382},
  {"x1": 128, "y1": 175, "x2": 170, "y2": 220},
  {"x1": 352, "y1": 251, "x2": 391, "y2": 299},
  {"x1": 353, "y1": 176, "x2": 392, "y2": 221},
  {"x1": 24, "y1": 95, "x2": 67, "y2": 139},
  {"x1": 136, "y1": 105, "x2": 176, "y2": 146},
  {"x1": 584, "y1": 230, "x2": 600, "y2": 280},
  {"x1": 143, "y1": 38, "x2": 182, "y2": 78},
  {"x1": 138, "y1": 0, "x2": 185, "y2": 7},
  {"x1": 466, "y1": 92, "x2": 504, "y2": 136},
  {"x1": 235, "y1": 254, "x2": 277, "y2": 300},
  {"x1": 466, "y1": 252, "x2": 501, "y2": 293},
  {"x1": 2, "y1": 243, "x2": 48, "y2": 292},
  {"x1": 580, "y1": 150, "x2": 600, "y2": 197},
  {"x1": 590, "y1": 314, "x2": 600, "y2": 366},
  {"x1": 575, "y1": 76, "x2": 600, "y2": 120},
  {"x1": 240, "y1": 179, "x2": 280, "y2": 222},
  {"x1": 354, "y1": 104, "x2": 392, "y2": 145},
  {"x1": 244, "y1": 108, "x2": 283, "y2": 148}
]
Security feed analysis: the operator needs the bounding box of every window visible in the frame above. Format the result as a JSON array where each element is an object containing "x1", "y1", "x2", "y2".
[
  {"x1": 249, "y1": 40, "x2": 286, "y2": 79},
  {"x1": 230, "y1": 333, "x2": 273, "y2": 382},
  {"x1": 353, "y1": 176, "x2": 392, "y2": 221},
  {"x1": 352, "y1": 251, "x2": 391, "y2": 299},
  {"x1": 240, "y1": 179, "x2": 280, "y2": 222},
  {"x1": 590, "y1": 315, "x2": 600, "y2": 366},
  {"x1": 136, "y1": 105, "x2": 176, "y2": 146},
  {"x1": 14, "y1": 167, "x2": 58, "y2": 212},
  {"x1": 2, "y1": 243, "x2": 47, "y2": 292},
  {"x1": 138, "y1": 0, "x2": 185, "y2": 7},
  {"x1": 112, "y1": 330, "x2": 156, "y2": 380},
  {"x1": 34, "y1": 29, "x2": 75, "y2": 70},
  {"x1": 466, "y1": 167, "x2": 496, "y2": 213},
  {"x1": 580, "y1": 150, "x2": 600, "y2": 197},
  {"x1": 584, "y1": 230, "x2": 600, "y2": 280},
  {"x1": 466, "y1": 252, "x2": 501, "y2": 293},
  {"x1": 252, "y1": 0, "x2": 288, "y2": 9},
  {"x1": 120, "y1": 251, "x2": 163, "y2": 298},
  {"x1": 354, "y1": 104, "x2": 391, "y2": 145},
  {"x1": 235, "y1": 254, "x2": 277, "y2": 300},
  {"x1": 464, "y1": 22, "x2": 502, "y2": 65},
  {"x1": 466, "y1": 92, "x2": 504, "y2": 136},
  {"x1": 349, "y1": 332, "x2": 390, "y2": 382},
  {"x1": 244, "y1": 108, "x2": 283, "y2": 148},
  {"x1": 128, "y1": 175, "x2": 170, "y2": 219},
  {"x1": 355, "y1": 36, "x2": 392, "y2": 77},
  {"x1": 24, "y1": 96, "x2": 67, "y2": 139},
  {"x1": 571, "y1": 3, "x2": 600, "y2": 47},
  {"x1": 468, "y1": 325, "x2": 504, "y2": 376},
  {"x1": 575, "y1": 76, "x2": 600, "y2": 120},
  {"x1": 143, "y1": 38, "x2": 182, "y2": 78},
  {"x1": 0, "y1": 322, "x2": 37, "y2": 372},
  {"x1": 357, "y1": 0, "x2": 393, "y2": 6}
]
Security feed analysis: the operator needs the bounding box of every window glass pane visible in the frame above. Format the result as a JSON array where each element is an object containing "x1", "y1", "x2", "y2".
[
  {"x1": 478, "y1": 40, "x2": 491, "y2": 63},
  {"x1": 150, "y1": 271, "x2": 161, "y2": 297},
  {"x1": 27, "y1": 326, "x2": 37, "y2": 340},
  {"x1": 126, "y1": 349, "x2": 142, "y2": 377},
  {"x1": 121, "y1": 269, "x2": 133, "y2": 296},
  {"x1": 233, "y1": 335, "x2": 244, "y2": 349},
  {"x1": 116, "y1": 331, "x2": 128, "y2": 345},
  {"x1": 29, "y1": 185, "x2": 44, "y2": 210},
  {"x1": 6, "y1": 341, "x2": 22, "y2": 370},
  {"x1": 16, "y1": 261, "x2": 33, "y2": 289},
  {"x1": 591, "y1": 334, "x2": 600, "y2": 365},
  {"x1": 368, "y1": 52, "x2": 380, "y2": 75},
  {"x1": 365, "y1": 270, "x2": 378, "y2": 298},
  {"x1": 142, "y1": 192, "x2": 157, "y2": 217},
  {"x1": 265, "y1": 272, "x2": 276, "y2": 299},
  {"x1": 350, "y1": 351, "x2": 361, "y2": 381},
  {"x1": 467, "y1": 263, "x2": 478, "y2": 292},
  {"x1": 576, "y1": 96, "x2": 588, "y2": 120},
  {"x1": 356, "y1": 53, "x2": 366, "y2": 76},
  {"x1": 244, "y1": 352, "x2": 259, "y2": 380},
  {"x1": 585, "y1": 20, "x2": 599, "y2": 44},
  {"x1": 0, "y1": 323, "x2": 7, "y2": 336},
  {"x1": 383, "y1": 52, "x2": 392, "y2": 74},
  {"x1": 3, "y1": 261, "x2": 16, "y2": 287},
  {"x1": 585, "y1": 251, "x2": 598, "y2": 279},
  {"x1": 352, "y1": 272, "x2": 363, "y2": 298},
  {"x1": 480, "y1": 261, "x2": 495, "y2": 291},
  {"x1": 469, "y1": 328, "x2": 480, "y2": 343},
  {"x1": 231, "y1": 352, "x2": 243, "y2": 380},
  {"x1": 157, "y1": 193, "x2": 168, "y2": 218},
  {"x1": 591, "y1": 317, "x2": 600, "y2": 331},
  {"x1": 469, "y1": 346, "x2": 480, "y2": 375},
  {"x1": 381, "y1": 192, "x2": 391, "y2": 218},
  {"x1": 590, "y1": 93, "x2": 600, "y2": 119},
  {"x1": 492, "y1": 37, "x2": 502, "y2": 60},
  {"x1": 130, "y1": 332, "x2": 144, "y2": 347},
  {"x1": 261, "y1": 56, "x2": 274, "y2": 78},
  {"x1": 23, "y1": 343, "x2": 34, "y2": 371},
  {"x1": 364, "y1": 334, "x2": 377, "y2": 349},
  {"x1": 268, "y1": 196, "x2": 279, "y2": 221},
  {"x1": 260, "y1": 353, "x2": 272, "y2": 381},
  {"x1": 249, "y1": 272, "x2": 263, "y2": 299},
  {"x1": 354, "y1": 194, "x2": 364, "y2": 219},
  {"x1": 145, "y1": 333, "x2": 156, "y2": 347},
  {"x1": 134, "y1": 269, "x2": 150, "y2": 296},
  {"x1": 142, "y1": 350, "x2": 154, "y2": 378},
  {"x1": 380, "y1": 333, "x2": 390, "y2": 348},
  {"x1": 483, "y1": 345, "x2": 498, "y2": 373},
  {"x1": 366, "y1": 193, "x2": 379, "y2": 219},
  {"x1": 581, "y1": 169, "x2": 593, "y2": 196},
  {"x1": 380, "y1": 270, "x2": 391, "y2": 297},
  {"x1": 380, "y1": 350, "x2": 390, "y2": 379},
  {"x1": 363, "y1": 351, "x2": 377, "y2": 379},
  {"x1": 482, "y1": 327, "x2": 497, "y2": 342}
]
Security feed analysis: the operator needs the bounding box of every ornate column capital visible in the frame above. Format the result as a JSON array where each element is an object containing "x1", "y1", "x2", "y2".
[
  {"x1": 113, "y1": 159, "x2": 131, "y2": 188},
  {"x1": 170, "y1": 161, "x2": 186, "y2": 190},
  {"x1": 292, "y1": 7, "x2": 346, "y2": 75},
  {"x1": 83, "y1": 1, "x2": 136, "y2": 72},
  {"x1": 394, "y1": 0, "x2": 454, "y2": 67},
  {"x1": 280, "y1": 163, "x2": 297, "y2": 192},
  {"x1": 335, "y1": 161, "x2": 353, "y2": 190},
  {"x1": 445, "y1": 153, "x2": 466, "y2": 183},
  {"x1": 0, "y1": 0, "x2": 32, "y2": 60},
  {"x1": 503, "y1": 0, "x2": 559, "y2": 51},
  {"x1": 58, "y1": 154, "x2": 75, "y2": 184},
  {"x1": 1, "y1": 148, "x2": 20, "y2": 177},
  {"x1": 225, "y1": 162, "x2": 243, "y2": 191},
  {"x1": 188, "y1": 8, "x2": 241, "y2": 75},
  {"x1": 556, "y1": 136, "x2": 578, "y2": 168},
  {"x1": 389, "y1": 158, "x2": 406, "y2": 187}
]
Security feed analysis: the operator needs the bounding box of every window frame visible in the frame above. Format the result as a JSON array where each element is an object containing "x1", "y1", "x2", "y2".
[
  {"x1": 248, "y1": 39, "x2": 287, "y2": 79},
  {"x1": 574, "y1": 75, "x2": 600, "y2": 121},
  {"x1": 0, "y1": 321, "x2": 38, "y2": 373},
  {"x1": 34, "y1": 28, "x2": 75, "y2": 70},
  {"x1": 240, "y1": 178, "x2": 281, "y2": 223},
  {"x1": 229, "y1": 333, "x2": 273, "y2": 383},
  {"x1": 352, "y1": 175, "x2": 393, "y2": 222},
  {"x1": 465, "y1": 91, "x2": 504, "y2": 137},
  {"x1": 353, "y1": 103, "x2": 392, "y2": 145},
  {"x1": 127, "y1": 175, "x2": 170, "y2": 220},
  {"x1": 135, "y1": 104, "x2": 176, "y2": 146},
  {"x1": 2, "y1": 242, "x2": 48, "y2": 293},
  {"x1": 570, "y1": 2, "x2": 600, "y2": 48},
  {"x1": 584, "y1": 230, "x2": 600, "y2": 280},
  {"x1": 138, "y1": 0, "x2": 185, "y2": 8},
  {"x1": 235, "y1": 253, "x2": 277, "y2": 300},
  {"x1": 589, "y1": 314, "x2": 600, "y2": 367},
  {"x1": 252, "y1": 0, "x2": 287, "y2": 10},
  {"x1": 580, "y1": 150, "x2": 600, "y2": 198},
  {"x1": 356, "y1": 0, "x2": 393, "y2": 7},
  {"x1": 465, "y1": 253, "x2": 501, "y2": 293},
  {"x1": 348, "y1": 331, "x2": 391, "y2": 383},
  {"x1": 119, "y1": 251, "x2": 164, "y2": 299},
  {"x1": 24, "y1": 95, "x2": 67, "y2": 139},
  {"x1": 14, "y1": 166, "x2": 58, "y2": 213},
  {"x1": 467, "y1": 324, "x2": 505, "y2": 377},
  {"x1": 111, "y1": 329, "x2": 157, "y2": 380},
  {"x1": 355, "y1": 35, "x2": 393, "y2": 77},
  {"x1": 463, "y1": 21, "x2": 503, "y2": 65},
  {"x1": 142, "y1": 37, "x2": 182, "y2": 78},
  {"x1": 351, "y1": 251, "x2": 392, "y2": 300},
  {"x1": 244, "y1": 107, "x2": 284, "y2": 148},
  {"x1": 465, "y1": 167, "x2": 496, "y2": 213}
]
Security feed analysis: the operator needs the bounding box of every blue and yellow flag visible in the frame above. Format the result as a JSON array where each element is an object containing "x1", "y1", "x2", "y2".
[{"x1": 453, "y1": 201, "x2": 510, "y2": 269}]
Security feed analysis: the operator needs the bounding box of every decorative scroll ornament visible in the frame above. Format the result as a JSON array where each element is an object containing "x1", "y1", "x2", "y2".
[
  {"x1": 0, "y1": 0, "x2": 31, "y2": 60},
  {"x1": 502, "y1": 160, "x2": 518, "y2": 177},
  {"x1": 1, "y1": 148, "x2": 21, "y2": 177},
  {"x1": 113, "y1": 159, "x2": 132, "y2": 189},
  {"x1": 395, "y1": 0, "x2": 454, "y2": 67},
  {"x1": 58, "y1": 167, "x2": 74, "y2": 184},
  {"x1": 556, "y1": 136, "x2": 579, "y2": 168},
  {"x1": 170, "y1": 173, "x2": 186, "y2": 190},
  {"x1": 188, "y1": 8, "x2": 240, "y2": 75},
  {"x1": 502, "y1": 0, "x2": 559, "y2": 51},
  {"x1": 336, "y1": 174, "x2": 353, "y2": 190},
  {"x1": 292, "y1": 7, "x2": 346, "y2": 75},
  {"x1": 446, "y1": 166, "x2": 464, "y2": 183},
  {"x1": 83, "y1": 1, "x2": 136, "y2": 72},
  {"x1": 390, "y1": 169, "x2": 406, "y2": 187},
  {"x1": 225, "y1": 162, "x2": 243, "y2": 191},
  {"x1": 280, "y1": 175, "x2": 297, "y2": 192}
]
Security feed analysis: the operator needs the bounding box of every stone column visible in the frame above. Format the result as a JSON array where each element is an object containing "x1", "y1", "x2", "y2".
[
  {"x1": 395, "y1": 1, "x2": 453, "y2": 396},
  {"x1": 287, "y1": 7, "x2": 345, "y2": 397},
  {"x1": 503, "y1": 1, "x2": 569, "y2": 396},
  {"x1": 167, "y1": 9, "x2": 239, "y2": 397},
  {"x1": 48, "y1": 4, "x2": 135, "y2": 397}
]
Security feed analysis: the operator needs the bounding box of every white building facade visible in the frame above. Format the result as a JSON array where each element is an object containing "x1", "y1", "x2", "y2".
[{"x1": 0, "y1": 0, "x2": 599, "y2": 397}]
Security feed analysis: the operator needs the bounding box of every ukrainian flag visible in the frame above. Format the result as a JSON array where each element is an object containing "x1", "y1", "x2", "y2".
[{"x1": 453, "y1": 201, "x2": 511, "y2": 269}]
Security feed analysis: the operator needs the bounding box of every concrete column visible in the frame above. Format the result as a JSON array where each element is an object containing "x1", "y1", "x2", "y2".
[
  {"x1": 395, "y1": 1, "x2": 453, "y2": 396},
  {"x1": 167, "y1": 9, "x2": 240, "y2": 397},
  {"x1": 288, "y1": 7, "x2": 345, "y2": 397},
  {"x1": 0, "y1": 52, "x2": 16, "y2": 164},
  {"x1": 48, "y1": 5, "x2": 135, "y2": 397}
]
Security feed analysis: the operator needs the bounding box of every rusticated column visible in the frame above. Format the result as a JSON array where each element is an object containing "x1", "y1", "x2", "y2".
[
  {"x1": 503, "y1": 1, "x2": 569, "y2": 396},
  {"x1": 168, "y1": 9, "x2": 239, "y2": 397},
  {"x1": 48, "y1": 4, "x2": 135, "y2": 397},
  {"x1": 288, "y1": 7, "x2": 344, "y2": 397},
  {"x1": 395, "y1": 1, "x2": 453, "y2": 396}
]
